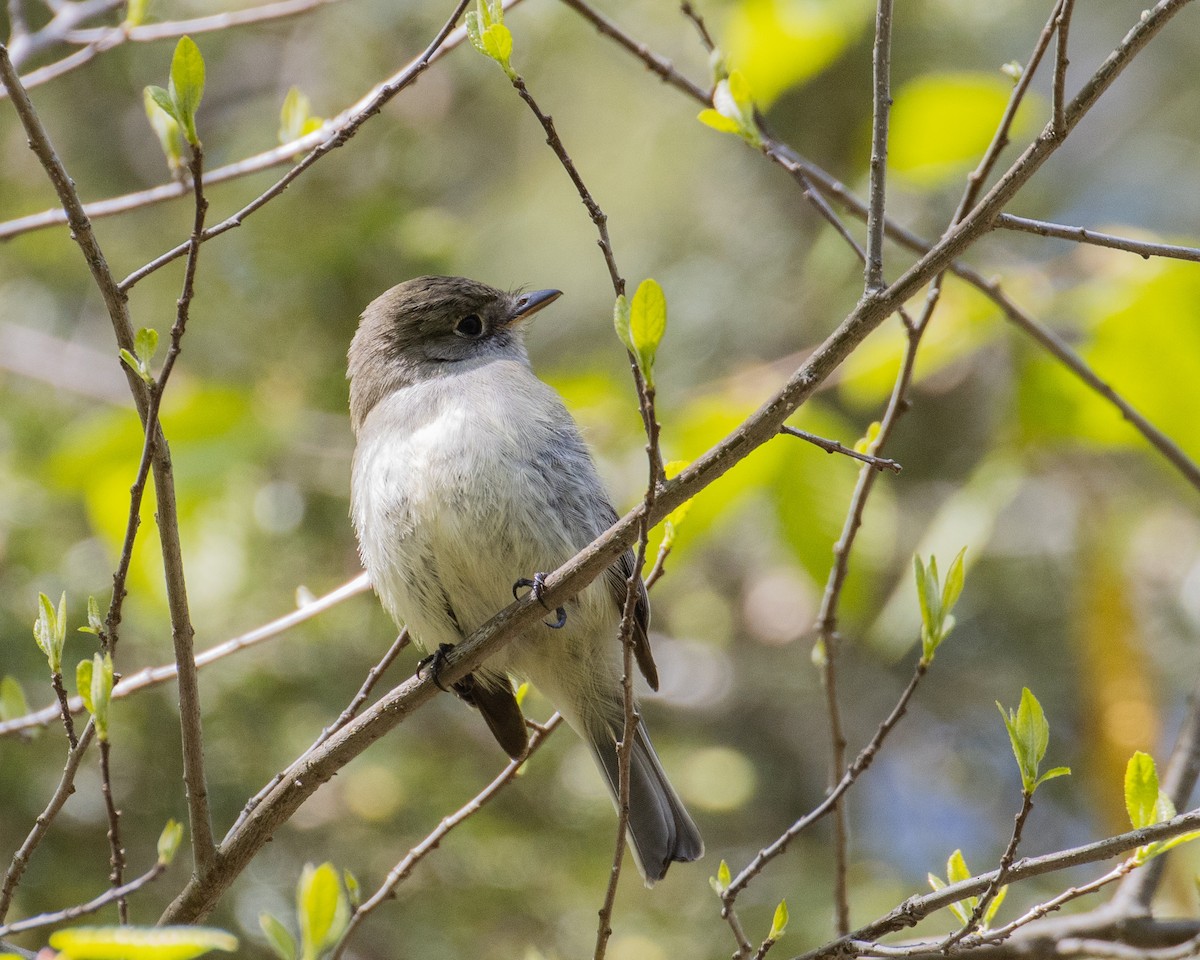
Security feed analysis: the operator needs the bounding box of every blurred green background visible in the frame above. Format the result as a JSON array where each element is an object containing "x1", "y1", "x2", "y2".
[{"x1": 2, "y1": 0, "x2": 1200, "y2": 957}]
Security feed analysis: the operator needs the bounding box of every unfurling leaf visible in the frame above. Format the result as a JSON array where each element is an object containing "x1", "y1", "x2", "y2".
[
  {"x1": 259, "y1": 914, "x2": 297, "y2": 960},
  {"x1": 768, "y1": 899, "x2": 789, "y2": 940},
  {"x1": 77, "y1": 653, "x2": 114, "y2": 740},
  {"x1": 157, "y1": 819, "x2": 184, "y2": 865},
  {"x1": 628, "y1": 278, "x2": 667, "y2": 390},
  {"x1": 79, "y1": 595, "x2": 105, "y2": 636},
  {"x1": 168, "y1": 36, "x2": 206, "y2": 145},
  {"x1": 467, "y1": 0, "x2": 515, "y2": 77},
  {"x1": 278, "y1": 87, "x2": 324, "y2": 144},
  {"x1": 698, "y1": 70, "x2": 763, "y2": 146},
  {"x1": 144, "y1": 87, "x2": 183, "y2": 173},
  {"x1": 709, "y1": 858, "x2": 732, "y2": 895},
  {"x1": 297, "y1": 862, "x2": 349, "y2": 960},
  {"x1": 34, "y1": 591, "x2": 68, "y2": 673},
  {"x1": 997, "y1": 687, "x2": 1069, "y2": 794},
  {"x1": 913, "y1": 547, "x2": 967, "y2": 663},
  {"x1": 1125, "y1": 750, "x2": 1159, "y2": 830}
]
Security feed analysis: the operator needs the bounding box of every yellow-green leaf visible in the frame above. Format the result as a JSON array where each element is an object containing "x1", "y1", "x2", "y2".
[
  {"x1": 168, "y1": 36, "x2": 205, "y2": 144},
  {"x1": 144, "y1": 87, "x2": 182, "y2": 171},
  {"x1": 769, "y1": 899, "x2": 789, "y2": 940},
  {"x1": 0, "y1": 676, "x2": 30, "y2": 722},
  {"x1": 259, "y1": 914, "x2": 296, "y2": 960},
  {"x1": 629, "y1": 278, "x2": 667, "y2": 387},
  {"x1": 157, "y1": 819, "x2": 184, "y2": 865},
  {"x1": 698, "y1": 109, "x2": 743, "y2": 135},
  {"x1": 77, "y1": 658, "x2": 95, "y2": 716},
  {"x1": 481, "y1": 22, "x2": 512, "y2": 65},
  {"x1": 49, "y1": 926, "x2": 237, "y2": 960},
  {"x1": 298, "y1": 862, "x2": 343, "y2": 958},
  {"x1": 1125, "y1": 751, "x2": 1160, "y2": 829}
]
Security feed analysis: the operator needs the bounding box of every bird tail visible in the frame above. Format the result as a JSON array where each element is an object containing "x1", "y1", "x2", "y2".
[{"x1": 585, "y1": 713, "x2": 704, "y2": 885}]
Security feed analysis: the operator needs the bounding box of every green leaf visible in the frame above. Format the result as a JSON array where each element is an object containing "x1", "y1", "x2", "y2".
[
  {"x1": 77, "y1": 658, "x2": 95, "y2": 715},
  {"x1": 259, "y1": 914, "x2": 297, "y2": 960},
  {"x1": 1035, "y1": 765, "x2": 1071, "y2": 788},
  {"x1": 80, "y1": 595, "x2": 104, "y2": 635},
  {"x1": 343, "y1": 868, "x2": 361, "y2": 909},
  {"x1": 768, "y1": 899, "x2": 789, "y2": 940},
  {"x1": 168, "y1": 36, "x2": 205, "y2": 145},
  {"x1": 710, "y1": 858, "x2": 732, "y2": 894},
  {"x1": 0, "y1": 676, "x2": 30, "y2": 722},
  {"x1": 481, "y1": 23, "x2": 512, "y2": 65},
  {"x1": 77, "y1": 653, "x2": 113, "y2": 740},
  {"x1": 49, "y1": 926, "x2": 237, "y2": 959},
  {"x1": 298, "y1": 862, "x2": 344, "y2": 960},
  {"x1": 983, "y1": 883, "x2": 1008, "y2": 928},
  {"x1": 34, "y1": 591, "x2": 67, "y2": 673},
  {"x1": 146, "y1": 84, "x2": 178, "y2": 124},
  {"x1": 697, "y1": 108, "x2": 742, "y2": 135},
  {"x1": 144, "y1": 86, "x2": 183, "y2": 173},
  {"x1": 136, "y1": 327, "x2": 159, "y2": 366},
  {"x1": 946, "y1": 848, "x2": 970, "y2": 884},
  {"x1": 629, "y1": 278, "x2": 667, "y2": 389},
  {"x1": 278, "y1": 87, "x2": 324, "y2": 144},
  {"x1": 613, "y1": 294, "x2": 633, "y2": 352},
  {"x1": 157, "y1": 819, "x2": 184, "y2": 865},
  {"x1": 942, "y1": 547, "x2": 967, "y2": 615},
  {"x1": 1126, "y1": 751, "x2": 1159, "y2": 829},
  {"x1": 999, "y1": 688, "x2": 1056, "y2": 793},
  {"x1": 465, "y1": 10, "x2": 483, "y2": 52}
]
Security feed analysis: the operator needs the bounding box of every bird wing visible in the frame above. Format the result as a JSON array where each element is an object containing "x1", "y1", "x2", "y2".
[{"x1": 605, "y1": 549, "x2": 659, "y2": 691}]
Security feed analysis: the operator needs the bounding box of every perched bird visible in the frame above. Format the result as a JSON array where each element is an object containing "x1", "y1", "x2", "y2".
[{"x1": 348, "y1": 275, "x2": 703, "y2": 883}]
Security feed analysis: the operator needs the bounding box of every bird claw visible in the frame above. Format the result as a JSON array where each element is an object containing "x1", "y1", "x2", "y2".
[
  {"x1": 415, "y1": 642, "x2": 455, "y2": 692},
  {"x1": 513, "y1": 573, "x2": 568, "y2": 629}
]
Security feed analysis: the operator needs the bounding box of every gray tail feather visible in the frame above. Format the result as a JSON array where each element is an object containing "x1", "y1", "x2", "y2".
[{"x1": 587, "y1": 715, "x2": 704, "y2": 885}]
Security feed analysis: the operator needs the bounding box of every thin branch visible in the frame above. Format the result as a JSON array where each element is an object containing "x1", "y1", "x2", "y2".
[
  {"x1": 1110, "y1": 688, "x2": 1200, "y2": 913},
  {"x1": 4, "y1": 0, "x2": 121, "y2": 71},
  {"x1": 941, "y1": 791, "x2": 1035, "y2": 949},
  {"x1": 49, "y1": 670, "x2": 78, "y2": 748},
  {"x1": 0, "y1": 573, "x2": 371, "y2": 739},
  {"x1": 4, "y1": 0, "x2": 347, "y2": 97},
  {"x1": 0, "y1": 723, "x2": 96, "y2": 922},
  {"x1": 97, "y1": 739, "x2": 128, "y2": 923},
  {"x1": 725, "y1": 660, "x2": 927, "y2": 903},
  {"x1": 780, "y1": 427, "x2": 902, "y2": 471},
  {"x1": 329, "y1": 714, "x2": 564, "y2": 959},
  {"x1": 995, "y1": 213, "x2": 1200, "y2": 262},
  {"x1": 0, "y1": 0, "x2": 523, "y2": 247},
  {"x1": 229, "y1": 623, "x2": 409, "y2": 835},
  {"x1": 678, "y1": 1, "x2": 715, "y2": 53},
  {"x1": 1052, "y1": 0, "x2": 1078, "y2": 136},
  {"x1": 0, "y1": 858, "x2": 166, "y2": 937},
  {"x1": 864, "y1": 0, "x2": 895, "y2": 293},
  {"x1": 788, "y1": 818, "x2": 1200, "y2": 960}
]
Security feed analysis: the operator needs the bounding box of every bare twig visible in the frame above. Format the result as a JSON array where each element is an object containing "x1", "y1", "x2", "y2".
[
  {"x1": 995, "y1": 213, "x2": 1200, "y2": 262},
  {"x1": 97, "y1": 739, "x2": 128, "y2": 922},
  {"x1": 726, "y1": 660, "x2": 927, "y2": 904},
  {"x1": 4, "y1": 0, "x2": 346, "y2": 97},
  {"x1": 230, "y1": 623, "x2": 409, "y2": 834},
  {"x1": 1052, "y1": 0, "x2": 1078, "y2": 136},
  {"x1": 4, "y1": 0, "x2": 121, "y2": 71},
  {"x1": 678, "y1": 1, "x2": 715, "y2": 53},
  {"x1": 0, "y1": 37, "x2": 220, "y2": 876},
  {"x1": 0, "y1": 0, "x2": 523, "y2": 247},
  {"x1": 792, "y1": 816, "x2": 1200, "y2": 960},
  {"x1": 329, "y1": 714, "x2": 564, "y2": 959},
  {"x1": 864, "y1": 0, "x2": 895, "y2": 293},
  {"x1": 0, "y1": 858, "x2": 166, "y2": 937},
  {"x1": 49, "y1": 671, "x2": 78, "y2": 748},
  {"x1": 0, "y1": 722, "x2": 96, "y2": 922},
  {"x1": 0, "y1": 574, "x2": 371, "y2": 739},
  {"x1": 941, "y1": 791, "x2": 1036, "y2": 950},
  {"x1": 780, "y1": 427, "x2": 901, "y2": 471}
]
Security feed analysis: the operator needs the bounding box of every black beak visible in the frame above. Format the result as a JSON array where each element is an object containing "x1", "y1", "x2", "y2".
[{"x1": 510, "y1": 288, "x2": 562, "y2": 322}]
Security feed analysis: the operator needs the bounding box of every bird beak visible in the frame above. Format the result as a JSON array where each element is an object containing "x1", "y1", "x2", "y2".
[{"x1": 509, "y1": 288, "x2": 562, "y2": 323}]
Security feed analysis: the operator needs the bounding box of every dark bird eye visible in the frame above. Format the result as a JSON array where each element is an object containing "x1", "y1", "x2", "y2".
[{"x1": 454, "y1": 314, "x2": 485, "y2": 338}]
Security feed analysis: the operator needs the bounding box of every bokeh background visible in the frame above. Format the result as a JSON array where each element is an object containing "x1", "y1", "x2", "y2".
[{"x1": 2, "y1": 0, "x2": 1200, "y2": 957}]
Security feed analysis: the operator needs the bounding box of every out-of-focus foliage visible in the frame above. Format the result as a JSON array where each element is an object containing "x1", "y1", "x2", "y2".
[{"x1": 2, "y1": 0, "x2": 1200, "y2": 957}]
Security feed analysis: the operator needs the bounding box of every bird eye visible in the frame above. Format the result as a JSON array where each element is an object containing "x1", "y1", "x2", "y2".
[{"x1": 454, "y1": 314, "x2": 484, "y2": 338}]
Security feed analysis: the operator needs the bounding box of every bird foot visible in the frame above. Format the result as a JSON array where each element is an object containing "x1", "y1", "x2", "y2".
[
  {"x1": 512, "y1": 573, "x2": 567, "y2": 629},
  {"x1": 415, "y1": 642, "x2": 456, "y2": 692}
]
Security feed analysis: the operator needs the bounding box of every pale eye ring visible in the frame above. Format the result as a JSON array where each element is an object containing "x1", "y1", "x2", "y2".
[{"x1": 454, "y1": 314, "x2": 485, "y2": 338}]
